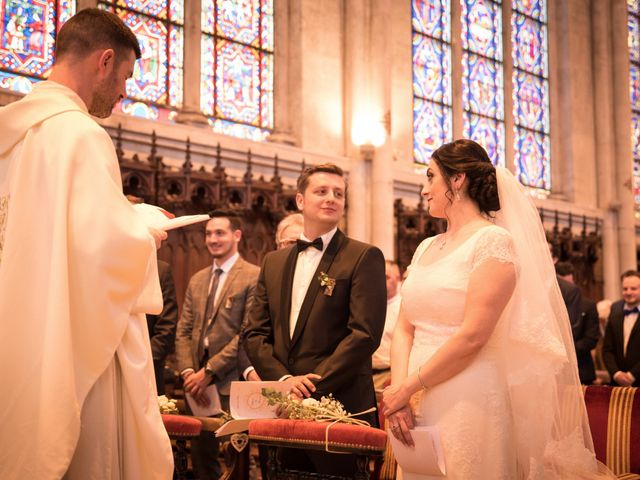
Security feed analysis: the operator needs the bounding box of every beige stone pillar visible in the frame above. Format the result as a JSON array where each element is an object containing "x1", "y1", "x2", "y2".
[
  {"x1": 592, "y1": 0, "x2": 621, "y2": 299},
  {"x1": 175, "y1": 0, "x2": 208, "y2": 125},
  {"x1": 344, "y1": 0, "x2": 372, "y2": 243},
  {"x1": 368, "y1": 0, "x2": 394, "y2": 258},
  {"x1": 611, "y1": 0, "x2": 637, "y2": 273},
  {"x1": 268, "y1": 0, "x2": 298, "y2": 145}
]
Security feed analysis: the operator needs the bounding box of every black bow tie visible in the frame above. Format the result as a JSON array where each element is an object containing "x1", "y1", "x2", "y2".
[
  {"x1": 623, "y1": 307, "x2": 639, "y2": 316},
  {"x1": 296, "y1": 237, "x2": 323, "y2": 252}
]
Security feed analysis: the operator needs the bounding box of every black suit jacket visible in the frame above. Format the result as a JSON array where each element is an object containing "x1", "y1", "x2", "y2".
[
  {"x1": 573, "y1": 298, "x2": 599, "y2": 384},
  {"x1": 244, "y1": 229, "x2": 386, "y2": 421},
  {"x1": 603, "y1": 299, "x2": 640, "y2": 386}
]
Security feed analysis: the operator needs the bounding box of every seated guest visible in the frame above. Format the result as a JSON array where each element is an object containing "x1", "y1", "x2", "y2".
[
  {"x1": 176, "y1": 211, "x2": 259, "y2": 480},
  {"x1": 146, "y1": 259, "x2": 179, "y2": 394},
  {"x1": 371, "y1": 260, "x2": 401, "y2": 399},
  {"x1": 556, "y1": 262, "x2": 599, "y2": 384},
  {"x1": 603, "y1": 270, "x2": 640, "y2": 387}
]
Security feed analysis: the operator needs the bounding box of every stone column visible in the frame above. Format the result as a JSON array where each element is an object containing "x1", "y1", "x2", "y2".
[
  {"x1": 369, "y1": 0, "x2": 394, "y2": 258},
  {"x1": 592, "y1": 0, "x2": 620, "y2": 299},
  {"x1": 175, "y1": 0, "x2": 208, "y2": 125},
  {"x1": 344, "y1": 0, "x2": 371, "y2": 243},
  {"x1": 611, "y1": 0, "x2": 637, "y2": 273},
  {"x1": 268, "y1": 0, "x2": 297, "y2": 145}
]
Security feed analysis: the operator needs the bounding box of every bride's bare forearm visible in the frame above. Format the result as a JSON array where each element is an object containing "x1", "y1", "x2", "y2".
[{"x1": 390, "y1": 313, "x2": 414, "y2": 384}]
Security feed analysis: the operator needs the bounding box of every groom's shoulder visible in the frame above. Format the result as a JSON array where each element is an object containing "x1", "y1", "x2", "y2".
[{"x1": 341, "y1": 234, "x2": 384, "y2": 259}]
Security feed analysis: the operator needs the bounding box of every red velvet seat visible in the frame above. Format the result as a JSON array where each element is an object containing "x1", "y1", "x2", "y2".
[
  {"x1": 583, "y1": 386, "x2": 640, "y2": 478},
  {"x1": 249, "y1": 418, "x2": 387, "y2": 479},
  {"x1": 162, "y1": 414, "x2": 202, "y2": 480}
]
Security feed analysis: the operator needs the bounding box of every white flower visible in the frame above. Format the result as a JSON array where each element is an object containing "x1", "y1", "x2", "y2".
[{"x1": 301, "y1": 397, "x2": 320, "y2": 407}]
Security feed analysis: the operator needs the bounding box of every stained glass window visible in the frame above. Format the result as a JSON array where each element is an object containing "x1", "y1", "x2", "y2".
[
  {"x1": 629, "y1": 1, "x2": 640, "y2": 207},
  {"x1": 99, "y1": 0, "x2": 184, "y2": 122},
  {"x1": 412, "y1": 0, "x2": 452, "y2": 164},
  {"x1": 201, "y1": 0, "x2": 274, "y2": 141},
  {"x1": 0, "y1": 0, "x2": 75, "y2": 94},
  {"x1": 461, "y1": 0, "x2": 505, "y2": 166},
  {"x1": 512, "y1": 0, "x2": 550, "y2": 190}
]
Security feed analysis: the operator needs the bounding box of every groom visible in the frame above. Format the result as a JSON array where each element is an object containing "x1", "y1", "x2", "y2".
[{"x1": 244, "y1": 163, "x2": 386, "y2": 474}]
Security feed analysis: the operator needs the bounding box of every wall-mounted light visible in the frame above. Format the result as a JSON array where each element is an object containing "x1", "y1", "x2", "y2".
[{"x1": 351, "y1": 115, "x2": 387, "y2": 148}]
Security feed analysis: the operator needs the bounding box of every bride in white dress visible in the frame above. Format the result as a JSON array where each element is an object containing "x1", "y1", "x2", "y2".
[{"x1": 383, "y1": 139, "x2": 615, "y2": 479}]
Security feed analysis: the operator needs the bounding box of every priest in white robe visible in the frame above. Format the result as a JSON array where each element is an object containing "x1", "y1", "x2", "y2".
[{"x1": 0, "y1": 9, "x2": 173, "y2": 479}]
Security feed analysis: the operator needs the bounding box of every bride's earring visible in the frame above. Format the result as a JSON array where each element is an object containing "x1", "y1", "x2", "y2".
[{"x1": 455, "y1": 189, "x2": 461, "y2": 202}]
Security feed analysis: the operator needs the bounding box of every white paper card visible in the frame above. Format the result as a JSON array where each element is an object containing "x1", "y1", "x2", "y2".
[
  {"x1": 229, "y1": 381, "x2": 290, "y2": 420},
  {"x1": 133, "y1": 203, "x2": 209, "y2": 231},
  {"x1": 185, "y1": 384, "x2": 222, "y2": 417},
  {"x1": 388, "y1": 426, "x2": 446, "y2": 476}
]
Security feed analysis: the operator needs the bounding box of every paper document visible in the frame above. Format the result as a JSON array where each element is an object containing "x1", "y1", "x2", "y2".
[
  {"x1": 229, "y1": 381, "x2": 290, "y2": 420},
  {"x1": 388, "y1": 426, "x2": 446, "y2": 476},
  {"x1": 185, "y1": 384, "x2": 222, "y2": 417},
  {"x1": 133, "y1": 203, "x2": 209, "y2": 231}
]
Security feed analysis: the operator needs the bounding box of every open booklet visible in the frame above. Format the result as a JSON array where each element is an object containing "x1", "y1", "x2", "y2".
[
  {"x1": 215, "y1": 381, "x2": 290, "y2": 437},
  {"x1": 132, "y1": 203, "x2": 210, "y2": 231},
  {"x1": 388, "y1": 426, "x2": 446, "y2": 476}
]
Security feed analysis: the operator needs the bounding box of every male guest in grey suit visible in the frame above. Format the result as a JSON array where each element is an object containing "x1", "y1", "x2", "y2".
[
  {"x1": 146, "y1": 260, "x2": 178, "y2": 394},
  {"x1": 176, "y1": 210, "x2": 259, "y2": 480},
  {"x1": 603, "y1": 270, "x2": 640, "y2": 387},
  {"x1": 245, "y1": 163, "x2": 386, "y2": 475}
]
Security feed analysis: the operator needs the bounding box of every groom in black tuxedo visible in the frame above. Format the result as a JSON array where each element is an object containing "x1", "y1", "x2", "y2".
[{"x1": 244, "y1": 163, "x2": 386, "y2": 474}]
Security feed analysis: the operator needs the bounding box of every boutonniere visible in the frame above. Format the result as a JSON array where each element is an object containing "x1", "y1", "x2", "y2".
[{"x1": 318, "y1": 271, "x2": 336, "y2": 296}]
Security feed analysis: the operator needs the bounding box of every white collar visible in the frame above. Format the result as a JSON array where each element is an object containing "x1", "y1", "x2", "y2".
[
  {"x1": 300, "y1": 227, "x2": 338, "y2": 253},
  {"x1": 213, "y1": 251, "x2": 239, "y2": 273}
]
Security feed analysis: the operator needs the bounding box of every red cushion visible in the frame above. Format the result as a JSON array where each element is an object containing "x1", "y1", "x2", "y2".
[
  {"x1": 583, "y1": 386, "x2": 640, "y2": 474},
  {"x1": 249, "y1": 419, "x2": 387, "y2": 451},
  {"x1": 162, "y1": 414, "x2": 202, "y2": 437}
]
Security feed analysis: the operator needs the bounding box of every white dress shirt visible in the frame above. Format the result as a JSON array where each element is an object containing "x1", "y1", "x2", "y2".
[
  {"x1": 289, "y1": 227, "x2": 337, "y2": 338},
  {"x1": 372, "y1": 294, "x2": 401, "y2": 370}
]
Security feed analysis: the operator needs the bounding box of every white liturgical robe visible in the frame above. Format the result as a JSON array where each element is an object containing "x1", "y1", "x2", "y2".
[{"x1": 0, "y1": 81, "x2": 173, "y2": 479}]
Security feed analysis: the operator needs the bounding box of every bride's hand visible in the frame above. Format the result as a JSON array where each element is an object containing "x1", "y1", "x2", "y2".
[
  {"x1": 382, "y1": 382, "x2": 411, "y2": 416},
  {"x1": 386, "y1": 405, "x2": 415, "y2": 447}
]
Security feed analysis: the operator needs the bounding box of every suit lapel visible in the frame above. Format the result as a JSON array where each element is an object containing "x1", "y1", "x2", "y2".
[
  {"x1": 280, "y1": 247, "x2": 298, "y2": 350},
  {"x1": 290, "y1": 230, "x2": 345, "y2": 349}
]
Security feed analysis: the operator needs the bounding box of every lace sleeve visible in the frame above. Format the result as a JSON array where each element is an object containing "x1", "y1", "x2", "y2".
[{"x1": 471, "y1": 227, "x2": 517, "y2": 271}]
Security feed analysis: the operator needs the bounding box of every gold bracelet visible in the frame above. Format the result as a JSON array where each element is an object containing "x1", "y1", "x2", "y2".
[{"x1": 418, "y1": 365, "x2": 428, "y2": 390}]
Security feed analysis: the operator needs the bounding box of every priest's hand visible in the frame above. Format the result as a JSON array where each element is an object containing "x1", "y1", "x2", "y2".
[
  {"x1": 283, "y1": 373, "x2": 322, "y2": 399},
  {"x1": 386, "y1": 405, "x2": 415, "y2": 447},
  {"x1": 184, "y1": 368, "x2": 213, "y2": 406},
  {"x1": 148, "y1": 227, "x2": 168, "y2": 250}
]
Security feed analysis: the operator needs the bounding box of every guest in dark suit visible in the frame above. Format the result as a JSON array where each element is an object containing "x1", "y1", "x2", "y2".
[
  {"x1": 603, "y1": 270, "x2": 640, "y2": 387},
  {"x1": 556, "y1": 262, "x2": 599, "y2": 384},
  {"x1": 176, "y1": 211, "x2": 259, "y2": 480},
  {"x1": 146, "y1": 259, "x2": 178, "y2": 394},
  {"x1": 244, "y1": 163, "x2": 386, "y2": 475}
]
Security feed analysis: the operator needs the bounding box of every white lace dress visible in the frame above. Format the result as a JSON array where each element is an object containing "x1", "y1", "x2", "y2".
[{"x1": 400, "y1": 225, "x2": 517, "y2": 480}]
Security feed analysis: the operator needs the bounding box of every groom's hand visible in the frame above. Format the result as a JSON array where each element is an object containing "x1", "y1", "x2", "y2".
[{"x1": 284, "y1": 373, "x2": 322, "y2": 399}]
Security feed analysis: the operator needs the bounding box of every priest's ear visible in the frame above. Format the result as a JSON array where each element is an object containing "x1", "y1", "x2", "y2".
[{"x1": 96, "y1": 48, "x2": 117, "y2": 76}]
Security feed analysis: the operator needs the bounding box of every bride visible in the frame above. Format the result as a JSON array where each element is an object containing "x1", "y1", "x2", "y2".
[{"x1": 383, "y1": 139, "x2": 614, "y2": 479}]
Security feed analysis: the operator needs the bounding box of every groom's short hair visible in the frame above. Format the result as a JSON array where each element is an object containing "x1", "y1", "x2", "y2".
[{"x1": 297, "y1": 163, "x2": 346, "y2": 194}]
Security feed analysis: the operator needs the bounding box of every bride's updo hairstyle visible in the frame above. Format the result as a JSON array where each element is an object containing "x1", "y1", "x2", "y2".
[{"x1": 431, "y1": 139, "x2": 500, "y2": 214}]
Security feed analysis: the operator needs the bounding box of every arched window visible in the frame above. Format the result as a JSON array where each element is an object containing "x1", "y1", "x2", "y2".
[
  {"x1": 628, "y1": 0, "x2": 640, "y2": 207},
  {"x1": 0, "y1": 0, "x2": 75, "y2": 94},
  {"x1": 461, "y1": 0, "x2": 505, "y2": 167},
  {"x1": 412, "y1": 0, "x2": 452, "y2": 164},
  {"x1": 99, "y1": 0, "x2": 184, "y2": 121},
  {"x1": 201, "y1": 0, "x2": 274, "y2": 141},
  {"x1": 512, "y1": 0, "x2": 550, "y2": 190}
]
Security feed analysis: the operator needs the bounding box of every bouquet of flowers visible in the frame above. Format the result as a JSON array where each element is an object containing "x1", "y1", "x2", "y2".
[
  {"x1": 261, "y1": 388, "x2": 373, "y2": 426},
  {"x1": 158, "y1": 395, "x2": 179, "y2": 414}
]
